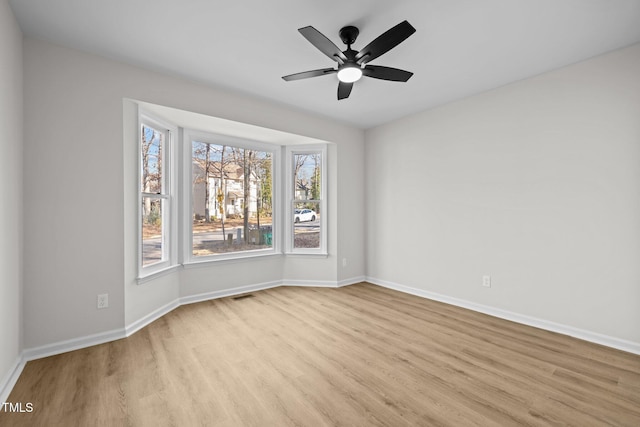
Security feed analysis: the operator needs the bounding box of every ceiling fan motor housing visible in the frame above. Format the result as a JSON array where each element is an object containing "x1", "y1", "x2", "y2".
[{"x1": 339, "y1": 25, "x2": 359, "y2": 46}]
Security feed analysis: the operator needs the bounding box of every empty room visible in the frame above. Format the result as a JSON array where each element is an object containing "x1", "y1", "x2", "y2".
[{"x1": 1, "y1": 0, "x2": 639, "y2": 425}]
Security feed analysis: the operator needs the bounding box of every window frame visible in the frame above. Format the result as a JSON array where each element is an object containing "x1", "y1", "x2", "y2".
[
  {"x1": 286, "y1": 144, "x2": 327, "y2": 255},
  {"x1": 138, "y1": 113, "x2": 178, "y2": 279},
  {"x1": 182, "y1": 130, "x2": 281, "y2": 264}
]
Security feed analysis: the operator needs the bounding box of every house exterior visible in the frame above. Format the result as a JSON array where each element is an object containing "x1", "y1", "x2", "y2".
[{"x1": 192, "y1": 160, "x2": 260, "y2": 220}]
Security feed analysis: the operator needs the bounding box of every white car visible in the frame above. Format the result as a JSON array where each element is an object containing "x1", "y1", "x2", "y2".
[{"x1": 294, "y1": 209, "x2": 316, "y2": 223}]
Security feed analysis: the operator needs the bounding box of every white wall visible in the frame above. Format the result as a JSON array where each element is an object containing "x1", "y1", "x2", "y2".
[
  {"x1": 366, "y1": 44, "x2": 640, "y2": 345},
  {"x1": 24, "y1": 37, "x2": 365, "y2": 348},
  {"x1": 0, "y1": 0, "x2": 24, "y2": 396}
]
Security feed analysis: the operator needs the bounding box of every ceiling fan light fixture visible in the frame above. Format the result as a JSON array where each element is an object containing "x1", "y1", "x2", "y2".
[{"x1": 337, "y1": 64, "x2": 363, "y2": 83}]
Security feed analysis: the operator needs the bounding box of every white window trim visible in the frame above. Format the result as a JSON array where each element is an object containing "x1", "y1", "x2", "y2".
[
  {"x1": 138, "y1": 112, "x2": 179, "y2": 279},
  {"x1": 285, "y1": 144, "x2": 328, "y2": 255},
  {"x1": 182, "y1": 130, "x2": 281, "y2": 265}
]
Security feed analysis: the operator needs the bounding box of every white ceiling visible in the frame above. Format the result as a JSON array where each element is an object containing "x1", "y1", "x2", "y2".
[{"x1": 9, "y1": 0, "x2": 640, "y2": 129}]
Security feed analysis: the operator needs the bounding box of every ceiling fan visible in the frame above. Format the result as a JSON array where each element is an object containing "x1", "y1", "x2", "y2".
[{"x1": 282, "y1": 20, "x2": 416, "y2": 100}]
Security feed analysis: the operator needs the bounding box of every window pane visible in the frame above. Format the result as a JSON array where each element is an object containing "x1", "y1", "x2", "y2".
[
  {"x1": 294, "y1": 201, "x2": 320, "y2": 249},
  {"x1": 141, "y1": 124, "x2": 163, "y2": 194},
  {"x1": 192, "y1": 141, "x2": 273, "y2": 256},
  {"x1": 142, "y1": 197, "x2": 164, "y2": 266},
  {"x1": 293, "y1": 154, "x2": 321, "y2": 200}
]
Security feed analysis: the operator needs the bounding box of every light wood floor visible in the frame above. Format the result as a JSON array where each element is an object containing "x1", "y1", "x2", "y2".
[{"x1": 2, "y1": 283, "x2": 639, "y2": 426}]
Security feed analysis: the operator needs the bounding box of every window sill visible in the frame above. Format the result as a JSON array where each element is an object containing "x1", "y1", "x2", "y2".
[
  {"x1": 137, "y1": 264, "x2": 181, "y2": 285},
  {"x1": 284, "y1": 252, "x2": 328, "y2": 258}
]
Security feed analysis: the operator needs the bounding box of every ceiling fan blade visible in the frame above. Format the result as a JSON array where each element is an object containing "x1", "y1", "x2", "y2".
[
  {"x1": 282, "y1": 68, "x2": 336, "y2": 81},
  {"x1": 362, "y1": 65, "x2": 413, "y2": 82},
  {"x1": 355, "y1": 20, "x2": 416, "y2": 64},
  {"x1": 337, "y1": 81, "x2": 353, "y2": 100},
  {"x1": 299, "y1": 26, "x2": 348, "y2": 63}
]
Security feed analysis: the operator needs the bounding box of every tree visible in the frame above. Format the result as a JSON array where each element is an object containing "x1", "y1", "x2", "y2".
[
  {"x1": 214, "y1": 145, "x2": 230, "y2": 238},
  {"x1": 204, "y1": 144, "x2": 211, "y2": 222},
  {"x1": 141, "y1": 126, "x2": 162, "y2": 220},
  {"x1": 293, "y1": 154, "x2": 310, "y2": 201},
  {"x1": 191, "y1": 142, "x2": 208, "y2": 219},
  {"x1": 257, "y1": 156, "x2": 272, "y2": 216},
  {"x1": 228, "y1": 147, "x2": 272, "y2": 242},
  {"x1": 193, "y1": 142, "x2": 232, "y2": 237},
  {"x1": 239, "y1": 149, "x2": 257, "y2": 242},
  {"x1": 310, "y1": 154, "x2": 321, "y2": 203}
]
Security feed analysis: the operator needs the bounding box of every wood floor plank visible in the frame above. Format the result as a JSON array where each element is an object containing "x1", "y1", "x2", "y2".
[{"x1": 1, "y1": 282, "x2": 639, "y2": 426}]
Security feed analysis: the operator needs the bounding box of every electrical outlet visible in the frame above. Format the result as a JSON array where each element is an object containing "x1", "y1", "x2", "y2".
[
  {"x1": 482, "y1": 275, "x2": 491, "y2": 288},
  {"x1": 97, "y1": 294, "x2": 109, "y2": 309},
  {"x1": 342, "y1": 258, "x2": 347, "y2": 267}
]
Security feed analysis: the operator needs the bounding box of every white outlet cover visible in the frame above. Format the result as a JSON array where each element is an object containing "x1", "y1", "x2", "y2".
[{"x1": 97, "y1": 294, "x2": 109, "y2": 309}]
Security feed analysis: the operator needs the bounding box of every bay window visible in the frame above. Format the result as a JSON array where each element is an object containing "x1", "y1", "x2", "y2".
[{"x1": 137, "y1": 106, "x2": 327, "y2": 281}]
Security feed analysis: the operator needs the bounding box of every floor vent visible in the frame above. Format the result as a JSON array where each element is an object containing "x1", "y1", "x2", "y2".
[{"x1": 232, "y1": 294, "x2": 255, "y2": 300}]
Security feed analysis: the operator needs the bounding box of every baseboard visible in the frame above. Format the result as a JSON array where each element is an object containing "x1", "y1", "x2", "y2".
[
  {"x1": 125, "y1": 299, "x2": 180, "y2": 337},
  {"x1": 22, "y1": 327, "x2": 127, "y2": 362},
  {"x1": 0, "y1": 356, "x2": 26, "y2": 404},
  {"x1": 281, "y1": 279, "x2": 340, "y2": 287},
  {"x1": 338, "y1": 276, "x2": 367, "y2": 287},
  {"x1": 367, "y1": 276, "x2": 640, "y2": 355},
  {"x1": 281, "y1": 276, "x2": 365, "y2": 288},
  {"x1": 179, "y1": 280, "x2": 282, "y2": 306}
]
